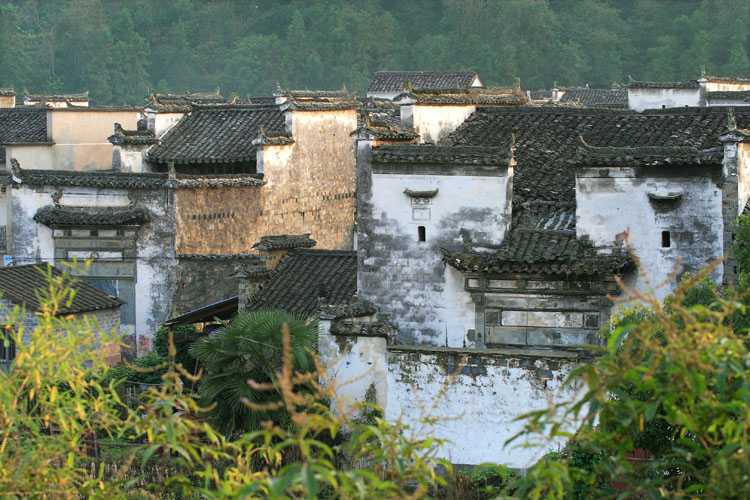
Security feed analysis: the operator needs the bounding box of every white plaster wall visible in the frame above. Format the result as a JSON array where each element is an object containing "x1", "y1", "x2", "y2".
[
  {"x1": 443, "y1": 265, "x2": 477, "y2": 347},
  {"x1": 10, "y1": 185, "x2": 55, "y2": 265},
  {"x1": 318, "y1": 321, "x2": 388, "y2": 412},
  {"x1": 708, "y1": 98, "x2": 750, "y2": 107},
  {"x1": 133, "y1": 190, "x2": 175, "y2": 355},
  {"x1": 739, "y1": 143, "x2": 750, "y2": 214},
  {"x1": 385, "y1": 348, "x2": 581, "y2": 467},
  {"x1": 121, "y1": 147, "x2": 148, "y2": 173},
  {"x1": 576, "y1": 170, "x2": 723, "y2": 301},
  {"x1": 366, "y1": 92, "x2": 401, "y2": 100},
  {"x1": 363, "y1": 172, "x2": 509, "y2": 345},
  {"x1": 370, "y1": 173, "x2": 510, "y2": 248},
  {"x1": 705, "y1": 81, "x2": 750, "y2": 92},
  {"x1": 58, "y1": 190, "x2": 130, "y2": 207},
  {"x1": 6, "y1": 145, "x2": 54, "y2": 170},
  {"x1": 628, "y1": 88, "x2": 700, "y2": 111},
  {"x1": 411, "y1": 105, "x2": 477, "y2": 144},
  {"x1": 154, "y1": 113, "x2": 186, "y2": 138}
]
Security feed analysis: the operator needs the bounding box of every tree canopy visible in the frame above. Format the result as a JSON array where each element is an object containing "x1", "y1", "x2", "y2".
[{"x1": 2, "y1": 0, "x2": 749, "y2": 106}]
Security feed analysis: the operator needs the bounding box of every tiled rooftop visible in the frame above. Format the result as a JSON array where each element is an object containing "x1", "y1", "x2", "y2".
[
  {"x1": 34, "y1": 205, "x2": 151, "y2": 227},
  {"x1": 445, "y1": 106, "x2": 742, "y2": 202},
  {"x1": 367, "y1": 71, "x2": 480, "y2": 93},
  {"x1": 252, "y1": 234, "x2": 317, "y2": 252},
  {"x1": 0, "y1": 264, "x2": 124, "y2": 314},
  {"x1": 147, "y1": 104, "x2": 285, "y2": 164},
  {"x1": 0, "y1": 108, "x2": 48, "y2": 163},
  {"x1": 247, "y1": 249, "x2": 356, "y2": 315},
  {"x1": 559, "y1": 88, "x2": 627, "y2": 108}
]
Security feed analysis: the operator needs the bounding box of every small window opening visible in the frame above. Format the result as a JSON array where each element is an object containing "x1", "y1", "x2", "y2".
[
  {"x1": 661, "y1": 230, "x2": 671, "y2": 248},
  {"x1": 661, "y1": 104, "x2": 666, "y2": 109},
  {"x1": 418, "y1": 226, "x2": 426, "y2": 242}
]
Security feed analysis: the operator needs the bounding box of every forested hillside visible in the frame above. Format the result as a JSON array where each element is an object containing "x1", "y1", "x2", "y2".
[{"x1": 1, "y1": 0, "x2": 749, "y2": 106}]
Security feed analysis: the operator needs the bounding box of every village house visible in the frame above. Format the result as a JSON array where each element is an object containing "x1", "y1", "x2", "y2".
[
  {"x1": 0, "y1": 263, "x2": 124, "y2": 369},
  {"x1": 1, "y1": 87, "x2": 363, "y2": 355},
  {"x1": 628, "y1": 74, "x2": 750, "y2": 111},
  {"x1": 316, "y1": 89, "x2": 750, "y2": 467}
]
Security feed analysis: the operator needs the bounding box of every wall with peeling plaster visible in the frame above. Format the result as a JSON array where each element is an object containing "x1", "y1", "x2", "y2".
[
  {"x1": 576, "y1": 166, "x2": 724, "y2": 300},
  {"x1": 385, "y1": 346, "x2": 584, "y2": 467},
  {"x1": 358, "y1": 163, "x2": 511, "y2": 346}
]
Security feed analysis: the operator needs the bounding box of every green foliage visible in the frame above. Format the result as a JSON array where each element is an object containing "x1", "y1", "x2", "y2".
[
  {"x1": 0, "y1": 264, "x2": 455, "y2": 498},
  {"x1": 153, "y1": 324, "x2": 201, "y2": 376},
  {"x1": 6, "y1": 0, "x2": 750, "y2": 104},
  {"x1": 189, "y1": 310, "x2": 317, "y2": 436},
  {"x1": 508, "y1": 261, "x2": 750, "y2": 498}
]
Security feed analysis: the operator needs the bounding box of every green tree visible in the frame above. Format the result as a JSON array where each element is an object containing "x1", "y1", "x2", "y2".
[
  {"x1": 189, "y1": 310, "x2": 317, "y2": 436},
  {"x1": 508, "y1": 262, "x2": 750, "y2": 498}
]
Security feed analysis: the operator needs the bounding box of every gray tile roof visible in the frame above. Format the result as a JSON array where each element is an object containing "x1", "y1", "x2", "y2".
[
  {"x1": 34, "y1": 205, "x2": 151, "y2": 227},
  {"x1": 371, "y1": 144, "x2": 512, "y2": 166},
  {"x1": 247, "y1": 249, "x2": 357, "y2": 315},
  {"x1": 441, "y1": 106, "x2": 747, "y2": 276},
  {"x1": 559, "y1": 88, "x2": 627, "y2": 108},
  {"x1": 13, "y1": 168, "x2": 169, "y2": 189},
  {"x1": 252, "y1": 234, "x2": 317, "y2": 252},
  {"x1": 0, "y1": 263, "x2": 124, "y2": 314},
  {"x1": 707, "y1": 90, "x2": 750, "y2": 101},
  {"x1": 395, "y1": 87, "x2": 528, "y2": 106},
  {"x1": 146, "y1": 104, "x2": 285, "y2": 164},
  {"x1": 108, "y1": 123, "x2": 156, "y2": 145},
  {"x1": 572, "y1": 137, "x2": 723, "y2": 168},
  {"x1": 443, "y1": 201, "x2": 633, "y2": 276},
  {"x1": 628, "y1": 79, "x2": 700, "y2": 89},
  {"x1": 444, "y1": 106, "x2": 741, "y2": 202},
  {"x1": 0, "y1": 108, "x2": 48, "y2": 163},
  {"x1": 368, "y1": 71, "x2": 480, "y2": 93},
  {"x1": 25, "y1": 90, "x2": 89, "y2": 102}
]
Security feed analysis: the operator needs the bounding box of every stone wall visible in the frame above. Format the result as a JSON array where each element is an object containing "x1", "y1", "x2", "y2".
[
  {"x1": 174, "y1": 109, "x2": 357, "y2": 255},
  {"x1": 466, "y1": 274, "x2": 619, "y2": 348},
  {"x1": 172, "y1": 255, "x2": 258, "y2": 316}
]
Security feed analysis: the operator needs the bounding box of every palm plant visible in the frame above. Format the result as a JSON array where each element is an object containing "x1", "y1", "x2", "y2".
[{"x1": 188, "y1": 309, "x2": 317, "y2": 436}]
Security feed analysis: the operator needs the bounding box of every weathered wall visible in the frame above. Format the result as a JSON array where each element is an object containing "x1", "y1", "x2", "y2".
[
  {"x1": 385, "y1": 346, "x2": 583, "y2": 467},
  {"x1": 175, "y1": 109, "x2": 357, "y2": 254},
  {"x1": 738, "y1": 142, "x2": 750, "y2": 213},
  {"x1": 405, "y1": 105, "x2": 476, "y2": 144},
  {"x1": 575, "y1": 166, "x2": 724, "y2": 300},
  {"x1": 10, "y1": 182, "x2": 176, "y2": 356},
  {"x1": 151, "y1": 112, "x2": 186, "y2": 138},
  {"x1": 318, "y1": 318, "x2": 389, "y2": 412},
  {"x1": 465, "y1": 275, "x2": 618, "y2": 347},
  {"x1": 704, "y1": 81, "x2": 750, "y2": 92},
  {"x1": 5, "y1": 145, "x2": 54, "y2": 171},
  {"x1": 358, "y1": 159, "x2": 511, "y2": 346},
  {"x1": 48, "y1": 109, "x2": 141, "y2": 171},
  {"x1": 172, "y1": 255, "x2": 251, "y2": 316},
  {"x1": 627, "y1": 88, "x2": 701, "y2": 111},
  {"x1": 0, "y1": 95, "x2": 15, "y2": 108}
]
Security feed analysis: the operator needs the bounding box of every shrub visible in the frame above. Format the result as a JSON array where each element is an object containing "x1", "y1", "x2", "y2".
[{"x1": 189, "y1": 310, "x2": 318, "y2": 436}]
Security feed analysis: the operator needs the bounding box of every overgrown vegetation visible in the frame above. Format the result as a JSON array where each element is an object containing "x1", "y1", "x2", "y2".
[
  {"x1": 2, "y1": 1, "x2": 750, "y2": 105},
  {"x1": 0, "y1": 265, "x2": 458, "y2": 498}
]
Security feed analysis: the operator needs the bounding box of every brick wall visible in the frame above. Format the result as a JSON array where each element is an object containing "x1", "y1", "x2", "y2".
[{"x1": 174, "y1": 109, "x2": 357, "y2": 254}]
